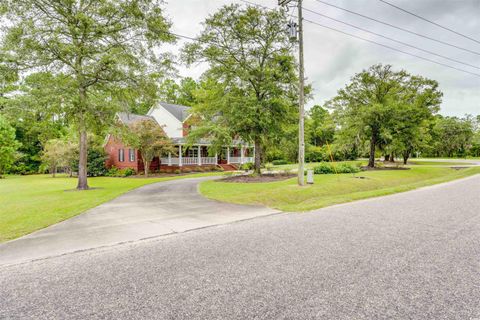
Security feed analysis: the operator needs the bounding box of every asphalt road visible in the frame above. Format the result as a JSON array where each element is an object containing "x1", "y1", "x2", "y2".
[{"x1": 1, "y1": 174, "x2": 479, "y2": 320}]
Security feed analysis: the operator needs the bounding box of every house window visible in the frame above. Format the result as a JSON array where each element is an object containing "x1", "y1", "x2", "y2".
[
  {"x1": 129, "y1": 149, "x2": 135, "y2": 162},
  {"x1": 118, "y1": 149, "x2": 125, "y2": 162}
]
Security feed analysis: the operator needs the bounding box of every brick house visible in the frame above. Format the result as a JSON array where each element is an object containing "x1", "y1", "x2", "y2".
[{"x1": 104, "y1": 102, "x2": 254, "y2": 173}]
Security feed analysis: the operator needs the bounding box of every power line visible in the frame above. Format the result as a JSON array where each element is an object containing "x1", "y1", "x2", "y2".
[
  {"x1": 302, "y1": 17, "x2": 480, "y2": 78},
  {"x1": 239, "y1": 0, "x2": 480, "y2": 78},
  {"x1": 302, "y1": 6, "x2": 480, "y2": 70},
  {"x1": 312, "y1": 0, "x2": 480, "y2": 56},
  {"x1": 379, "y1": 0, "x2": 480, "y2": 45}
]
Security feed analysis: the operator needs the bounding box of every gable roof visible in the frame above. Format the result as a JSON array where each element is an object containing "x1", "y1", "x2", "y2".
[
  {"x1": 116, "y1": 112, "x2": 156, "y2": 126},
  {"x1": 157, "y1": 102, "x2": 191, "y2": 122}
]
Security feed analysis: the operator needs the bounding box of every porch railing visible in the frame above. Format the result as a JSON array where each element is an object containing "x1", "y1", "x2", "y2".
[
  {"x1": 202, "y1": 157, "x2": 217, "y2": 165},
  {"x1": 229, "y1": 157, "x2": 254, "y2": 164},
  {"x1": 160, "y1": 156, "x2": 218, "y2": 166}
]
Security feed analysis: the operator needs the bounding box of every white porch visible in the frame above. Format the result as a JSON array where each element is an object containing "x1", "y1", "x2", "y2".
[{"x1": 160, "y1": 144, "x2": 254, "y2": 167}]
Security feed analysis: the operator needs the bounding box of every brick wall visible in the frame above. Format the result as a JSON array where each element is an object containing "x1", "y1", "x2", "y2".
[{"x1": 104, "y1": 135, "x2": 140, "y2": 172}]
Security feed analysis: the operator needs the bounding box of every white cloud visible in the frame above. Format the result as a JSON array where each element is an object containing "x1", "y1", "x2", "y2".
[{"x1": 164, "y1": 0, "x2": 480, "y2": 116}]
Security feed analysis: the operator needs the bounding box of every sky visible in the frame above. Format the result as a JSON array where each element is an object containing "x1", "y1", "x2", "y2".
[{"x1": 162, "y1": 0, "x2": 480, "y2": 117}]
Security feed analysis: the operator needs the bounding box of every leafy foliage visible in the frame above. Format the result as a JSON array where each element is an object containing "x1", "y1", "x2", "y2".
[
  {"x1": 182, "y1": 4, "x2": 299, "y2": 174},
  {"x1": 0, "y1": 115, "x2": 21, "y2": 177},
  {"x1": 2, "y1": 0, "x2": 174, "y2": 189},
  {"x1": 121, "y1": 119, "x2": 174, "y2": 177},
  {"x1": 312, "y1": 162, "x2": 360, "y2": 174}
]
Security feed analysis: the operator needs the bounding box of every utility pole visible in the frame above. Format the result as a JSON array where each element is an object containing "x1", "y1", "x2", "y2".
[
  {"x1": 279, "y1": 0, "x2": 305, "y2": 186},
  {"x1": 297, "y1": 0, "x2": 305, "y2": 186}
]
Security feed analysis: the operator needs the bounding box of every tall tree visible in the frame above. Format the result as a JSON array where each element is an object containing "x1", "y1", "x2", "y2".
[
  {"x1": 182, "y1": 4, "x2": 298, "y2": 174},
  {"x1": 306, "y1": 105, "x2": 335, "y2": 147},
  {"x1": 0, "y1": 115, "x2": 21, "y2": 178},
  {"x1": 389, "y1": 76, "x2": 442, "y2": 164},
  {"x1": 328, "y1": 64, "x2": 407, "y2": 168},
  {"x1": 431, "y1": 116, "x2": 474, "y2": 157},
  {"x1": 2, "y1": 0, "x2": 174, "y2": 189}
]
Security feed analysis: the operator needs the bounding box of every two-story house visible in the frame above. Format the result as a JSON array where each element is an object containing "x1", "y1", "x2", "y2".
[{"x1": 104, "y1": 102, "x2": 254, "y2": 172}]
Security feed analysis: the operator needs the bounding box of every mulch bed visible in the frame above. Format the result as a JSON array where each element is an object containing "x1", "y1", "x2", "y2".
[{"x1": 220, "y1": 173, "x2": 296, "y2": 183}]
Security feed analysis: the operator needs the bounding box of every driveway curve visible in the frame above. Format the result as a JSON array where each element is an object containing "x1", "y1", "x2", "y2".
[{"x1": 0, "y1": 176, "x2": 278, "y2": 266}]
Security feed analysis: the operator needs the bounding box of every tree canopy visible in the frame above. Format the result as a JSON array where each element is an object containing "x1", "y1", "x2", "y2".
[
  {"x1": 2, "y1": 0, "x2": 174, "y2": 188},
  {"x1": 182, "y1": 4, "x2": 299, "y2": 174}
]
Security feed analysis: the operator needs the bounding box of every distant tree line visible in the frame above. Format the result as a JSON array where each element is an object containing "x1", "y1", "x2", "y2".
[{"x1": 0, "y1": 3, "x2": 478, "y2": 181}]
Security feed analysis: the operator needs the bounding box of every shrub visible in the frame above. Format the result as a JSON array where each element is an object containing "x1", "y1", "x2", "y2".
[
  {"x1": 87, "y1": 148, "x2": 108, "y2": 176},
  {"x1": 240, "y1": 162, "x2": 254, "y2": 171},
  {"x1": 272, "y1": 159, "x2": 289, "y2": 165},
  {"x1": 105, "y1": 166, "x2": 135, "y2": 177},
  {"x1": 215, "y1": 166, "x2": 224, "y2": 172},
  {"x1": 122, "y1": 168, "x2": 135, "y2": 177},
  {"x1": 312, "y1": 162, "x2": 334, "y2": 174},
  {"x1": 174, "y1": 169, "x2": 181, "y2": 174},
  {"x1": 106, "y1": 166, "x2": 119, "y2": 177},
  {"x1": 312, "y1": 162, "x2": 361, "y2": 174},
  {"x1": 336, "y1": 163, "x2": 361, "y2": 174}
]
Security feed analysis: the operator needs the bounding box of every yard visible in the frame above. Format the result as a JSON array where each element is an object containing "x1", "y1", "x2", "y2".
[
  {"x1": 200, "y1": 164, "x2": 480, "y2": 212},
  {"x1": 0, "y1": 172, "x2": 221, "y2": 242}
]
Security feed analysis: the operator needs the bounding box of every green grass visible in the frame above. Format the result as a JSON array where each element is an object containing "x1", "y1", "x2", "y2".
[
  {"x1": 407, "y1": 160, "x2": 474, "y2": 166},
  {"x1": 0, "y1": 172, "x2": 221, "y2": 242},
  {"x1": 200, "y1": 166, "x2": 480, "y2": 212}
]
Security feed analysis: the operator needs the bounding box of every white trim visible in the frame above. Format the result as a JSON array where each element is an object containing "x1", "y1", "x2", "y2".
[
  {"x1": 179, "y1": 145, "x2": 183, "y2": 167},
  {"x1": 198, "y1": 145, "x2": 202, "y2": 165}
]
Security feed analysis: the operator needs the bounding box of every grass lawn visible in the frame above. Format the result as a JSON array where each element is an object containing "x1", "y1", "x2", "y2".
[
  {"x1": 407, "y1": 160, "x2": 474, "y2": 166},
  {"x1": 0, "y1": 172, "x2": 221, "y2": 243},
  {"x1": 200, "y1": 166, "x2": 480, "y2": 212}
]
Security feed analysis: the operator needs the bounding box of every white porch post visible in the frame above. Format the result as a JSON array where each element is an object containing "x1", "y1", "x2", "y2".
[
  {"x1": 198, "y1": 145, "x2": 202, "y2": 166},
  {"x1": 227, "y1": 147, "x2": 230, "y2": 164},
  {"x1": 215, "y1": 152, "x2": 218, "y2": 164},
  {"x1": 178, "y1": 145, "x2": 183, "y2": 167},
  {"x1": 240, "y1": 145, "x2": 245, "y2": 164},
  {"x1": 168, "y1": 152, "x2": 172, "y2": 166}
]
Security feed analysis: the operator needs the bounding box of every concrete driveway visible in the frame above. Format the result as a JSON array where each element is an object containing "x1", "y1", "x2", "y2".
[{"x1": 0, "y1": 176, "x2": 278, "y2": 266}]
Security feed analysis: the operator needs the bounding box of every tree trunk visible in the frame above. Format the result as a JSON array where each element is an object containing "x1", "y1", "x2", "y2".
[
  {"x1": 254, "y1": 138, "x2": 261, "y2": 175},
  {"x1": 52, "y1": 162, "x2": 57, "y2": 178},
  {"x1": 384, "y1": 154, "x2": 390, "y2": 162},
  {"x1": 77, "y1": 125, "x2": 88, "y2": 189},
  {"x1": 403, "y1": 152, "x2": 409, "y2": 165},
  {"x1": 389, "y1": 153, "x2": 395, "y2": 163},
  {"x1": 144, "y1": 159, "x2": 149, "y2": 177},
  {"x1": 368, "y1": 134, "x2": 376, "y2": 168},
  {"x1": 76, "y1": 83, "x2": 89, "y2": 190}
]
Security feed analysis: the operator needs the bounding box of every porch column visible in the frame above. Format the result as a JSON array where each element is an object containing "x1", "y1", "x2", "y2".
[
  {"x1": 198, "y1": 145, "x2": 202, "y2": 166},
  {"x1": 178, "y1": 145, "x2": 183, "y2": 167},
  {"x1": 168, "y1": 152, "x2": 172, "y2": 166},
  {"x1": 227, "y1": 147, "x2": 230, "y2": 164},
  {"x1": 240, "y1": 145, "x2": 245, "y2": 164},
  {"x1": 215, "y1": 152, "x2": 218, "y2": 164}
]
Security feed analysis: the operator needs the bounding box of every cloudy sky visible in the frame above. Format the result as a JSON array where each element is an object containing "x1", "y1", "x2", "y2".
[{"x1": 163, "y1": 0, "x2": 479, "y2": 117}]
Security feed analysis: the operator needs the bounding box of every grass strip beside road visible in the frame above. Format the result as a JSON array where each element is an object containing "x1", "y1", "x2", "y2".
[
  {"x1": 200, "y1": 166, "x2": 480, "y2": 212},
  {"x1": 0, "y1": 172, "x2": 221, "y2": 242}
]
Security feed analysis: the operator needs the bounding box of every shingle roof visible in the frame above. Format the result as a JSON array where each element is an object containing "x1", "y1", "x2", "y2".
[
  {"x1": 117, "y1": 112, "x2": 156, "y2": 126},
  {"x1": 159, "y1": 102, "x2": 191, "y2": 122}
]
